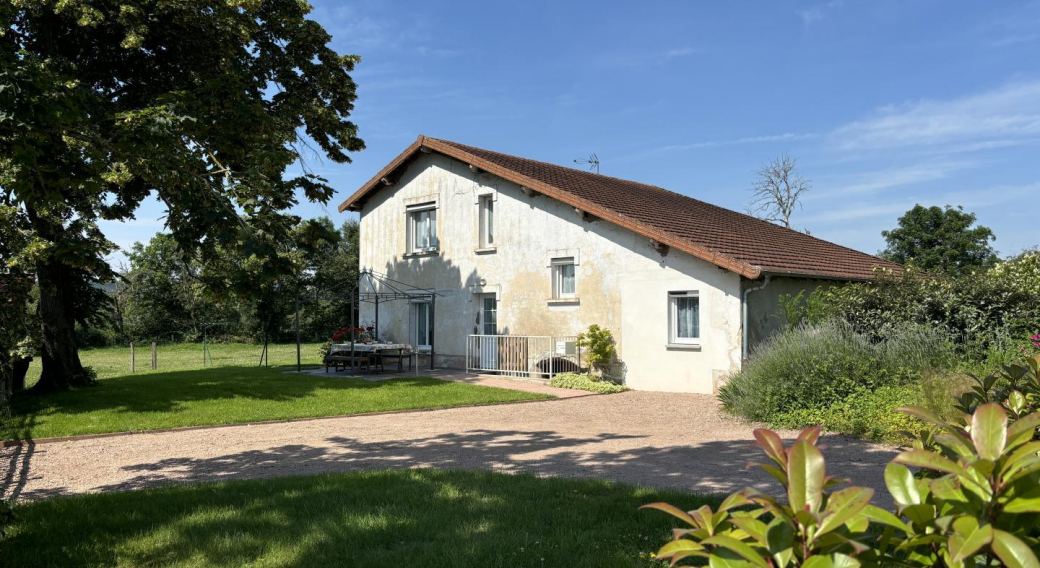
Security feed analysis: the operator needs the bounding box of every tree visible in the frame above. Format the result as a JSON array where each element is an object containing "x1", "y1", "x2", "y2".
[
  {"x1": 748, "y1": 154, "x2": 810, "y2": 229},
  {"x1": 880, "y1": 205, "x2": 997, "y2": 274},
  {"x1": 1, "y1": 1, "x2": 364, "y2": 390}
]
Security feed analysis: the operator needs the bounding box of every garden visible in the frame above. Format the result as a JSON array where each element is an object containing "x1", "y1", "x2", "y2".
[{"x1": 720, "y1": 249, "x2": 1040, "y2": 444}]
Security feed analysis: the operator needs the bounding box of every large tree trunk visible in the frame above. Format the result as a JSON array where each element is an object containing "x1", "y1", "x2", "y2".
[{"x1": 32, "y1": 257, "x2": 89, "y2": 391}]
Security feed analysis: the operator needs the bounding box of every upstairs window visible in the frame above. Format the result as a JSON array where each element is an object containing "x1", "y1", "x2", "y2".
[
  {"x1": 551, "y1": 257, "x2": 576, "y2": 299},
  {"x1": 478, "y1": 194, "x2": 494, "y2": 248},
  {"x1": 669, "y1": 291, "x2": 700, "y2": 344},
  {"x1": 407, "y1": 204, "x2": 438, "y2": 254}
]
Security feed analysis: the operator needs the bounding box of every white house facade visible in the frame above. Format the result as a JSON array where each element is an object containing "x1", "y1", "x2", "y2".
[{"x1": 340, "y1": 136, "x2": 899, "y2": 394}]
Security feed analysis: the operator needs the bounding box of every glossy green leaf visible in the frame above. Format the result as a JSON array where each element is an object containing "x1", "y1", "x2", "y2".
[
  {"x1": 765, "y1": 520, "x2": 794, "y2": 567},
  {"x1": 948, "y1": 516, "x2": 993, "y2": 563},
  {"x1": 797, "y1": 425, "x2": 823, "y2": 446},
  {"x1": 753, "y1": 429, "x2": 787, "y2": 467},
  {"x1": 860, "y1": 504, "x2": 911, "y2": 533},
  {"x1": 729, "y1": 517, "x2": 769, "y2": 546},
  {"x1": 641, "y1": 502, "x2": 700, "y2": 527},
  {"x1": 1002, "y1": 485, "x2": 1040, "y2": 514},
  {"x1": 971, "y1": 404, "x2": 1008, "y2": 460},
  {"x1": 884, "y1": 463, "x2": 921, "y2": 508},
  {"x1": 787, "y1": 440, "x2": 825, "y2": 513},
  {"x1": 709, "y1": 547, "x2": 759, "y2": 568},
  {"x1": 894, "y1": 449, "x2": 961, "y2": 475},
  {"x1": 992, "y1": 530, "x2": 1040, "y2": 568},
  {"x1": 817, "y1": 487, "x2": 874, "y2": 537},
  {"x1": 1007, "y1": 414, "x2": 1040, "y2": 450},
  {"x1": 658, "y1": 538, "x2": 706, "y2": 558},
  {"x1": 702, "y1": 535, "x2": 771, "y2": 568}
]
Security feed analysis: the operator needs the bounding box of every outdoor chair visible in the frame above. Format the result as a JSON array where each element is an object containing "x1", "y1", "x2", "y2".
[{"x1": 378, "y1": 347, "x2": 414, "y2": 372}]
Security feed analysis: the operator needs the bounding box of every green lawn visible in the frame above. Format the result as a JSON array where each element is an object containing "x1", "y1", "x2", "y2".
[
  {"x1": 0, "y1": 469, "x2": 716, "y2": 568},
  {"x1": 3, "y1": 365, "x2": 550, "y2": 441},
  {"x1": 24, "y1": 342, "x2": 327, "y2": 387}
]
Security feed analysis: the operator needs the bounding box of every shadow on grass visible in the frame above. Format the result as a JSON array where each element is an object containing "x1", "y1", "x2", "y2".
[{"x1": 1, "y1": 469, "x2": 723, "y2": 568}]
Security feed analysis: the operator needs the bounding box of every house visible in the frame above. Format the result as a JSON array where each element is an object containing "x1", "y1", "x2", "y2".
[{"x1": 338, "y1": 135, "x2": 900, "y2": 393}]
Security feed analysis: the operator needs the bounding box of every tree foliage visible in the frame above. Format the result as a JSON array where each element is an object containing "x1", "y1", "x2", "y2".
[
  {"x1": 0, "y1": 0, "x2": 364, "y2": 390},
  {"x1": 111, "y1": 217, "x2": 360, "y2": 344},
  {"x1": 880, "y1": 205, "x2": 998, "y2": 274}
]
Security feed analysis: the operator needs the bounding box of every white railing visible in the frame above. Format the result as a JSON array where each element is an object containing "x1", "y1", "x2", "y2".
[{"x1": 466, "y1": 335, "x2": 581, "y2": 379}]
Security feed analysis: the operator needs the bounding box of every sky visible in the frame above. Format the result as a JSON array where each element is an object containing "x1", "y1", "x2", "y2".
[{"x1": 102, "y1": 0, "x2": 1040, "y2": 266}]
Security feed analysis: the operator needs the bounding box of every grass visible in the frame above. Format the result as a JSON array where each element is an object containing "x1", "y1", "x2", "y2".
[
  {"x1": 0, "y1": 469, "x2": 717, "y2": 568},
  {"x1": 24, "y1": 342, "x2": 327, "y2": 387},
  {"x1": 4, "y1": 344, "x2": 551, "y2": 440}
]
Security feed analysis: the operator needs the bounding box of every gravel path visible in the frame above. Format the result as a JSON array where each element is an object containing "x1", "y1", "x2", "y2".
[{"x1": 1, "y1": 391, "x2": 898, "y2": 503}]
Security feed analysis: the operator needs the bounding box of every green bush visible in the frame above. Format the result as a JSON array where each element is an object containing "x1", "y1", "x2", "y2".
[
  {"x1": 575, "y1": 324, "x2": 617, "y2": 375},
  {"x1": 644, "y1": 402, "x2": 1040, "y2": 568},
  {"x1": 719, "y1": 320, "x2": 955, "y2": 422},
  {"x1": 769, "y1": 385, "x2": 926, "y2": 444},
  {"x1": 549, "y1": 373, "x2": 627, "y2": 394},
  {"x1": 810, "y1": 264, "x2": 1040, "y2": 348}
]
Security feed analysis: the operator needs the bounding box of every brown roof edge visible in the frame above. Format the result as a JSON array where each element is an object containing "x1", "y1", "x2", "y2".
[{"x1": 337, "y1": 136, "x2": 764, "y2": 278}]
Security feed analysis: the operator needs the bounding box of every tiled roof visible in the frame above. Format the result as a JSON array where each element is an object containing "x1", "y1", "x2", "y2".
[{"x1": 339, "y1": 135, "x2": 901, "y2": 280}]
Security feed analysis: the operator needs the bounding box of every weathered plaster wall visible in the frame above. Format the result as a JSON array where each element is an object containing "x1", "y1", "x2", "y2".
[
  {"x1": 357, "y1": 152, "x2": 743, "y2": 393},
  {"x1": 743, "y1": 276, "x2": 833, "y2": 353}
]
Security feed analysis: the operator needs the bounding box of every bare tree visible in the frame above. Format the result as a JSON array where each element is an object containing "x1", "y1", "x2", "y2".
[{"x1": 748, "y1": 154, "x2": 810, "y2": 229}]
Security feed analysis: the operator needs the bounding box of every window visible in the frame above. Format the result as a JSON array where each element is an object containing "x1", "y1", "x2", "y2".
[
  {"x1": 478, "y1": 194, "x2": 494, "y2": 248},
  {"x1": 481, "y1": 296, "x2": 497, "y2": 335},
  {"x1": 551, "y1": 258, "x2": 576, "y2": 299},
  {"x1": 412, "y1": 302, "x2": 431, "y2": 348},
  {"x1": 407, "y1": 204, "x2": 438, "y2": 253},
  {"x1": 669, "y1": 291, "x2": 700, "y2": 344}
]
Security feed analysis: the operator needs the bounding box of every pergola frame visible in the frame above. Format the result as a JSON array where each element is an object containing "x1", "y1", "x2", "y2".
[{"x1": 345, "y1": 269, "x2": 441, "y2": 373}]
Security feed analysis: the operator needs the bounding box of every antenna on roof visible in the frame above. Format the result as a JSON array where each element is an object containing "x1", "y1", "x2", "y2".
[{"x1": 574, "y1": 153, "x2": 600, "y2": 174}]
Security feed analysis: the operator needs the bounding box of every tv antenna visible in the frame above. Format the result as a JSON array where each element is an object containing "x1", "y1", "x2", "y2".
[{"x1": 574, "y1": 153, "x2": 600, "y2": 174}]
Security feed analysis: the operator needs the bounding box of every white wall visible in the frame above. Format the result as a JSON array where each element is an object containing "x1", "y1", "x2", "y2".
[{"x1": 357, "y1": 152, "x2": 742, "y2": 393}]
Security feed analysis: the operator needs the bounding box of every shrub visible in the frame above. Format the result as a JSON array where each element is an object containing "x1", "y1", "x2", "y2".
[
  {"x1": 575, "y1": 324, "x2": 617, "y2": 375},
  {"x1": 644, "y1": 402, "x2": 1040, "y2": 568},
  {"x1": 719, "y1": 320, "x2": 955, "y2": 422},
  {"x1": 549, "y1": 373, "x2": 627, "y2": 394},
  {"x1": 770, "y1": 385, "x2": 925, "y2": 444},
  {"x1": 814, "y1": 264, "x2": 1040, "y2": 349}
]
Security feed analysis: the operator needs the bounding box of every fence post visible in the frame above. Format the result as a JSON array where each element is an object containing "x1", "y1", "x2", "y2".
[
  {"x1": 151, "y1": 342, "x2": 157, "y2": 370},
  {"x1": 131, "y1": 343, "x2": 135, "y2": 373}
]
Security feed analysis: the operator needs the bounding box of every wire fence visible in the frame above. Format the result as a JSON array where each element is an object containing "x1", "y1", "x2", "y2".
[{"x1": 24, "y1": 342, "x2": 327, "y2": 387}]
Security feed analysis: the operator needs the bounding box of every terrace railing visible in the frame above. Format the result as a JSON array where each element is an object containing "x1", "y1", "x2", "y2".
[{"x1": 465, "y1": 335, "x2": 581, "y2": 379}]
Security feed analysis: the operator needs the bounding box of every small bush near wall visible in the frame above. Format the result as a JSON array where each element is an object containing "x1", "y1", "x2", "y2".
[
  {"x1": 719, "y1": 320, "x2": 955, "y2": 423},
  {"x1": 549, "y1": 373, "x2": 628, "y2": 394}
]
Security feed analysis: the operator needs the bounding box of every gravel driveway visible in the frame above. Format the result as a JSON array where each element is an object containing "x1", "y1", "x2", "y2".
[{"x1": 1, "y1": 391, "x2": 898, "y2": 503}]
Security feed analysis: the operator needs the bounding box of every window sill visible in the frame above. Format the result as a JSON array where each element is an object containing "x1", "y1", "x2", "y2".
[
  {"x1": 404, "y1": 250, "x2": 440, "y2": 259},
  {"x1": 547, "y1": 298, "x2": 580, "y2": 306},
  {"x1": 666, "y1": 343, "x2": 702, "y2": 351},
  {"x1": 475, "y1": 246, "x2": 497, "y2": 254}
]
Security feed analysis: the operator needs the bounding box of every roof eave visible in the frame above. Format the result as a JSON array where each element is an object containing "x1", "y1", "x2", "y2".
[{"x1": 338, "y1": 136, "x2": 764, "y2": 279}]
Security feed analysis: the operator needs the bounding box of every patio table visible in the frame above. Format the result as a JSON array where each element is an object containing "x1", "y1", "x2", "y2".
[{"x1": 329, "y1": 344, "x2": 411, "y2": 372}]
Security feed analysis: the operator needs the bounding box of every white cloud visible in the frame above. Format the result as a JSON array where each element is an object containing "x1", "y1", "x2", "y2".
[
  {"x1": 658, "y1": 132, "x2": 817, "y2": 152},
  {"x1": 816, "y1": 160, "x2": 977, "y2": 198},
  {"x1": 833, "y1": 80, "x2": 1040, "y2": 151}
]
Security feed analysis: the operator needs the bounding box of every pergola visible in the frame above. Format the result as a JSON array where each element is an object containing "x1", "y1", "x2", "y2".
[
  {"x1": 289, "y1": 269, "x2": 441, "y2": 373},
  {"x1": 346, "y1": 269, "x2": 440, "y2": 373}
]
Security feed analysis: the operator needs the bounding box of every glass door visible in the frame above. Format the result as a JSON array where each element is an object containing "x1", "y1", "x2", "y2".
[{"x1": 478, "y1": 295, "x2": 498, "y2": 370}]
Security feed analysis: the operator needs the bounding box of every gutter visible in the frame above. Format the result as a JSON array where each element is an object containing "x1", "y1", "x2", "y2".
[{"x1": 741, "y1": 275, "x2": 771, "y2": 364}]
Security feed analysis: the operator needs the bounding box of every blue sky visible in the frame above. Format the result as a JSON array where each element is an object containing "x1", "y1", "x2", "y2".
[{"x1": 103, "y1": 0, "x2": 1040, "y2": 266}]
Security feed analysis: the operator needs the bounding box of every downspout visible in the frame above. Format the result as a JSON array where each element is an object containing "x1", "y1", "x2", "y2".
[{"x1": 741, "y1": 275, "x2": 771, "y2": 364}]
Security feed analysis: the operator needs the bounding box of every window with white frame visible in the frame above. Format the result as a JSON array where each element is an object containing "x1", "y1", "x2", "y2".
[
  {"x1": 478, "y1": 194, "x2": 494, "y2": 248},
  {"x1": 407, "y1": 204, "x2": 438, "y2": 253},
  {"x1": 551, "y1": 257, "x2": 576, "y2": 299},
  {"x1": 412, "y1": 301, "x2": 432, "y2": 348},
  {"x1": 669, "y1": 291, "x2": 700, "y2": 344}
]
